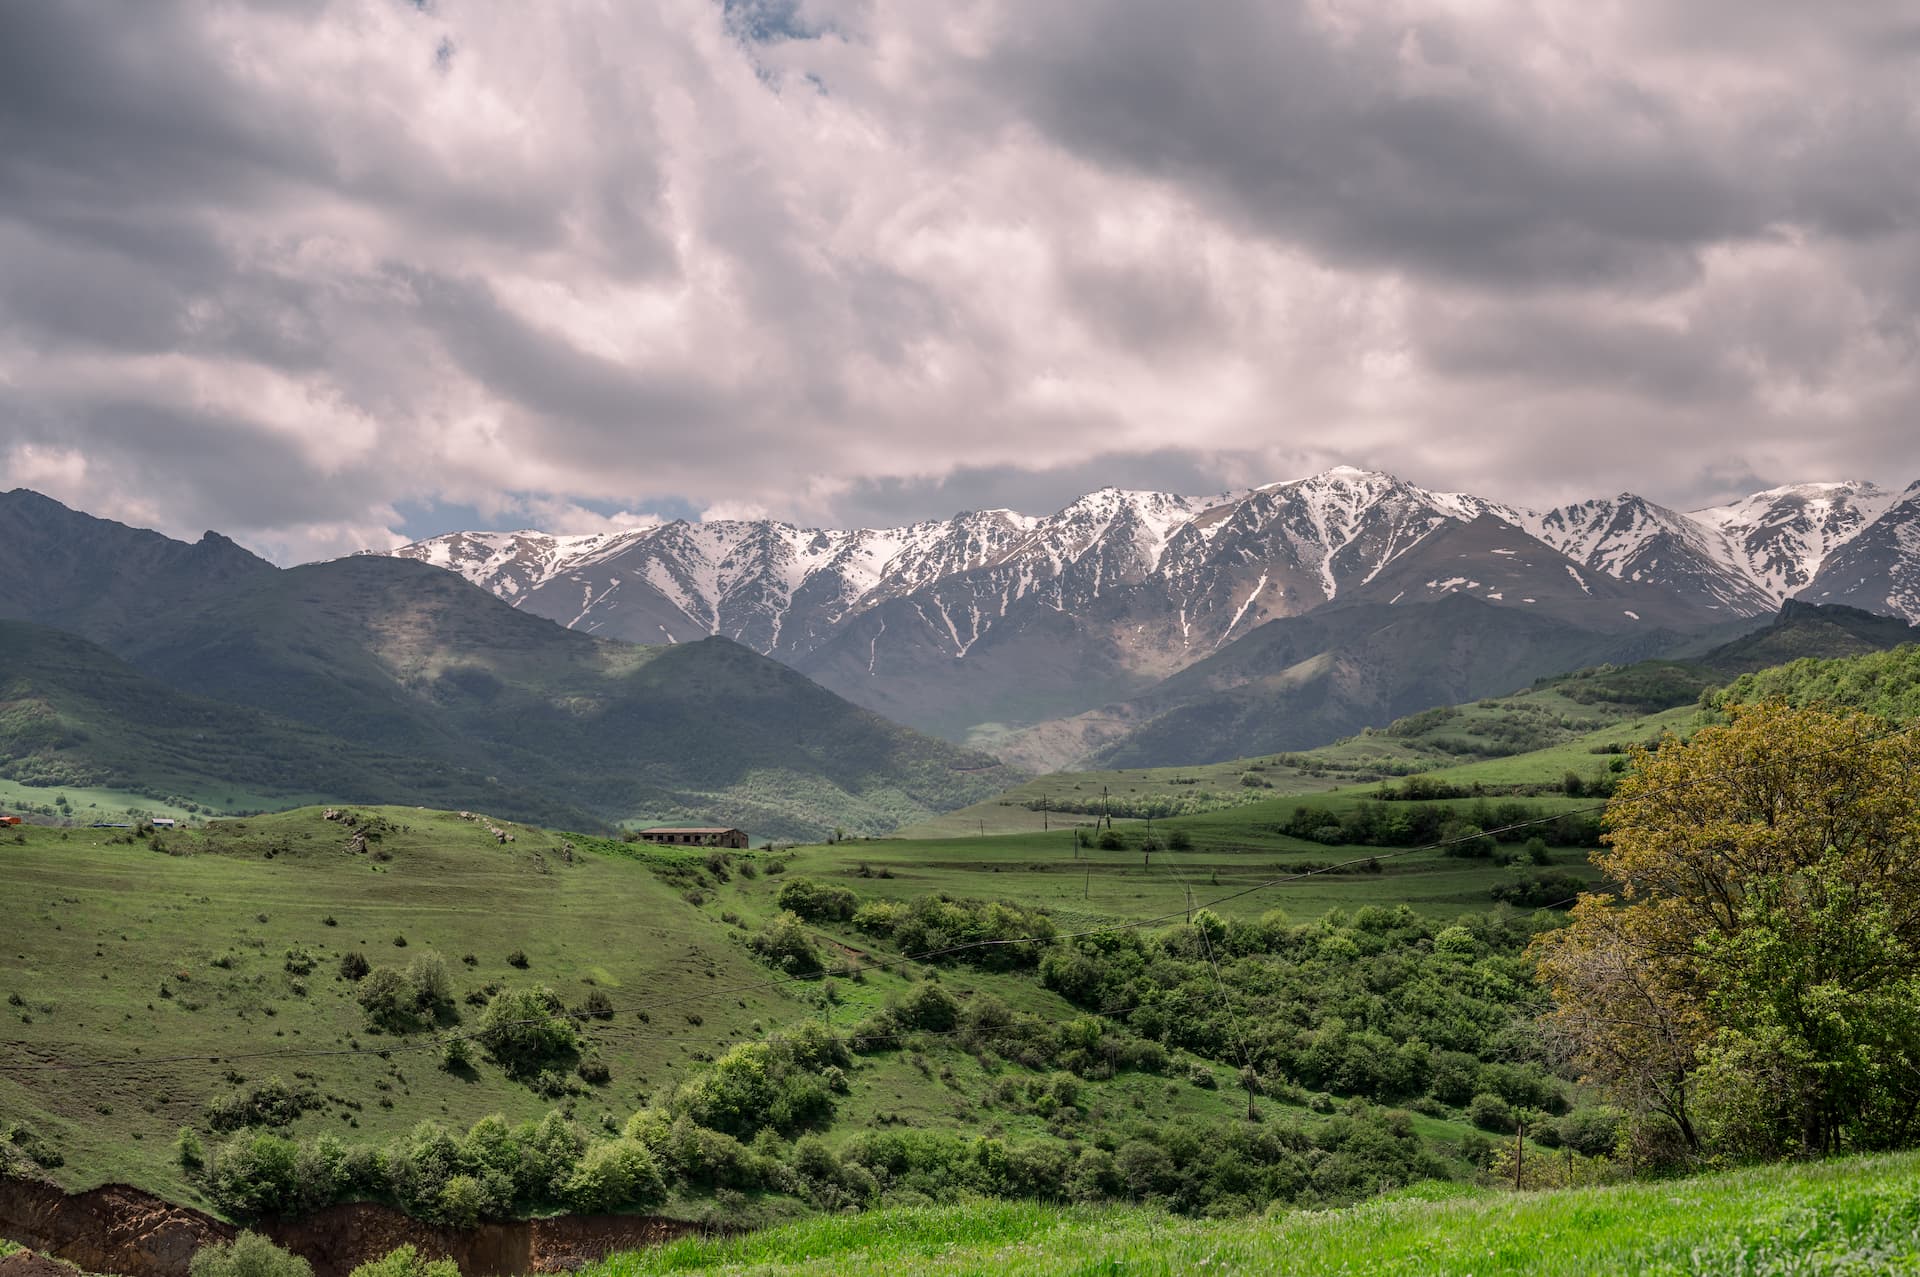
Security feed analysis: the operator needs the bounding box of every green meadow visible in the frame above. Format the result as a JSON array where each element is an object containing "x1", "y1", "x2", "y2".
[{"x1": 591, "y1": 1152, "x2": 1920, "y2": 1276}]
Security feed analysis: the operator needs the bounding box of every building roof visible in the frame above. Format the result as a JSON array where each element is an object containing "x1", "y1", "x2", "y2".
[{"x1": 640, "y1": 826, "x2": 744, "y2": 835}]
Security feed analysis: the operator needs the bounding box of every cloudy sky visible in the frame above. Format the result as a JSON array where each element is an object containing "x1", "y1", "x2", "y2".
[{"x1": 2, "y1": 0, "x2": 1917, "y2": 561}]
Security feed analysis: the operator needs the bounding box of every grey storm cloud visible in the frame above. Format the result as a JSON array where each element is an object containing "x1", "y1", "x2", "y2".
[{"x1": 0, "y1": 0, "x2": 1914, "y2": 559}]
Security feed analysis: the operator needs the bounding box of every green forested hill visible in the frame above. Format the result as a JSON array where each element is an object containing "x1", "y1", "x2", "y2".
[
  {"x1": 0, "y1": 619, "x2": 594, "y2": 821},
  {"x1": 0, "y1": 549, "x2": 1019, "y2": 837},
  {"x1": 1714, "y1": 642, "x2": 1920, "y2": 721}
]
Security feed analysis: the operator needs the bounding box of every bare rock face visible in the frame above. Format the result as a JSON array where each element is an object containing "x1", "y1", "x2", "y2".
[
  {"x1": 0, "y1": 1179, "x2": 227, "y2": 1277},
  {"x1": 0, "y1": 1176, "x2": 716, "y2": 1277}
]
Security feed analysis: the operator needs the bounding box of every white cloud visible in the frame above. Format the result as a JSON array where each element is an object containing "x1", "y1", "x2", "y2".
[{"x1": 0, "y1": 0, "x2": 1914, "y2": 561}]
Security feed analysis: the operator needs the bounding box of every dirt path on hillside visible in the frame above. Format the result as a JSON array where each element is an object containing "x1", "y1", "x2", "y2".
[{"x1": 0, "y1": 1177, "x2": 713, "y2": 1277}]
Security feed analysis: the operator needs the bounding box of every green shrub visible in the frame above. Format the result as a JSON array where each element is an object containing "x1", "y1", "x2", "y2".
[
  {"x1": 438, "y1": 1036, "x2": 472, "y2": 1073},
  {"x1": 564, "y1": 1138, "x2": 665, "y2": 1211},
  {"x1": 188, "y1": 1232, "x2": 313, "y2": 1277},
  {"x1": 1468, "y1": 1092, "x2": 1515, "y2": 1133},
  {"x1": 474, "y1": 986, "x2": 577, "y2": 1077},
  {"x1": 404, "y1": 953, "x2": 453, "y2": 1009},
  {"x1": 206, "y1": 1132, "x2": 305, "y2": 1218},
  {"x1": 355, "y1": 967, "x2": 426, "y2": 1033},
  {"x1": 435, "y1": 1174, "x2": 490, "y2": 1228},
  {"x1": 205, "y1": 1075, "x2": 322, "y2": 1132},
  {"x1": 776, "y1": 877, "x2": 858, "y2": 922},
  {"x1": 893, "y1": 983, "x2": 959, "y2": 1033},
  {"x1": 346, "y1": 1245, "x2": 460, "y2": 1277},
  {"x1": 749, "y1": 912, "x2": 824, "y2": 975}
]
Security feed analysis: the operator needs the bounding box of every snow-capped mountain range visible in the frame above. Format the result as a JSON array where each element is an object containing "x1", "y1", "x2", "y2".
[{"x1": 383, "y1": 467, "x2": 1920, "y2": 738}]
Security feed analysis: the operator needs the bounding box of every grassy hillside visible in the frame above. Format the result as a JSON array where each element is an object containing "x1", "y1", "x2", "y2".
[
  {"x1": 0, "y1": 620, "x2": 506, "y2": 819},
  {"x1": 590, "y1": 1151, "x2": 1920, "y2": 1276},
  {"x1": 920, "y1": 603, "x2": 1920, "y2": 840},
  {"x1": 1, "y1": 803, "x2": 1584, "y2": 1223},
  {"x1": 0, "y1": 808, "x2": 791, "y2": 1203},
  {"x1": 0, "y1": 556, "x2": 1020, "y2": 838}
]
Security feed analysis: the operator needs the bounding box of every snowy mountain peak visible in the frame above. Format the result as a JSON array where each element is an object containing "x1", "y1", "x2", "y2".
[
  {"x1": 382, "y1": 469, "x2": 1920, "y2": 680},
  {"x1": 1689, "y1": 480, "x2": 1896, "y2": 601}
]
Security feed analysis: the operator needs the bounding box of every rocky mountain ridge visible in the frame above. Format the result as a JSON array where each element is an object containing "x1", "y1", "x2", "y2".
[{"x1": 384, "y1": 468, "x2": 1918, "y2": 740}]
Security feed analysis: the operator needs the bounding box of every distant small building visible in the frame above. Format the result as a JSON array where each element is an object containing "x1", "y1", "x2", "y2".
[
  {"x1": 638, "y1": 826, "x2": 748, "y2": 849},
  {"x1": 0, "y1": 815, "x2": 20, "y2": 826},
  {"x1": 150, "y1": 818, "x2": 178, "y2": 829}
]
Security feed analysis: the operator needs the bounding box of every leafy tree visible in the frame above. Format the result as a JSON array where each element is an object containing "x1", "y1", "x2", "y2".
[{"x1": 1535, "y1": 703, "x2": 1920, "y2": 1160}]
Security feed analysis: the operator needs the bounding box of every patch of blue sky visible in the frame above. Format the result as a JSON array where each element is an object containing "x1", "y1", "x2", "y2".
[{"x1": 391, "y1": 492, "x2": 702, "y2": 542}]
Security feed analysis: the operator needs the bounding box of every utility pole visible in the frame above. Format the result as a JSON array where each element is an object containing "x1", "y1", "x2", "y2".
[
  {"x1": 1513, "y1": 1115, "x2": 1525, "y2": 1192},
  {"x1": 1185, "y1": 885, "x2": 1193, "y2": 924},
  {"x1": 1041, "y1": 796, "x2": 1048, "y2": 832},
  {"x1": 1101, "y1": 785, "x2": 1110, "y2": 831},
  {"x1": 1084, "y1": 859, "x2": 1091, "y2": 900}
]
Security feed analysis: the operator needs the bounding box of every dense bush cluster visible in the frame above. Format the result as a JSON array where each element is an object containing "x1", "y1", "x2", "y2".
[
  {"x1": 669, "y1": 1024, "x2": 851, "y2": 1138},
  {"x1": 205, "y1": 1076, "x2": 323, "y2": 1132},
  {"x1": 848, "y1": 983, "x2": 1166, "y2": 1080},
  {"x1": 196, "y1": 1026, "x2": 1460, "y2": 1222},
  {"x1": 1038, "y1": 905, "x2": 1569, "y2": 1115},
  {"x1": 1712, "y1": 643, "x2": 1920, "y2": 721},
  {"x1": 850, "y1": 893, "x2": 1056, "y2": 970},
  {"x1": 197, "y1": 1028, "x2": 855, "y2": 1223},
  {"x1": 355, "y1": 954, "x2": 456, "y2": 1034},
  {"x1": 775, "y1": 877, "x2": 857, "y2": 922},
  {"x1": 472, "y1": 985, "x2": 578, "y2": 1077},
  {"x1": 1271, "y1": 799, "x2": 1601, "y2": 852}
]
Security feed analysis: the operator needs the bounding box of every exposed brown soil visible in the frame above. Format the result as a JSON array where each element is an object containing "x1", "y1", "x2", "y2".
[
  {"x1": 0, "y1": 1176, "x2": 714, "y2": 1277},
  {"x1": 0, "y1": 1248, "x2": 80, "y2": 1277}
]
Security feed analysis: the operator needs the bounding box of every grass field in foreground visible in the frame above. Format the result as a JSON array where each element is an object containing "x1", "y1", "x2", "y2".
[{"x1": 591, "y1": 1152, "x2": 1920, "y2": 1276}]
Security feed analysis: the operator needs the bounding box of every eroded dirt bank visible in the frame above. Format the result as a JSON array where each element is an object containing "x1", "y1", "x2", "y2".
[{"x1": 0, "y1": 1177, "x2": 712, "y2": 1277}]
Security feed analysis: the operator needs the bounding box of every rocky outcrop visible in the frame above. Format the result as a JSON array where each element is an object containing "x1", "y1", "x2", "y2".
[{"x1": 0, "y1": 1176, "x2": 712, "y2": 1277}]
